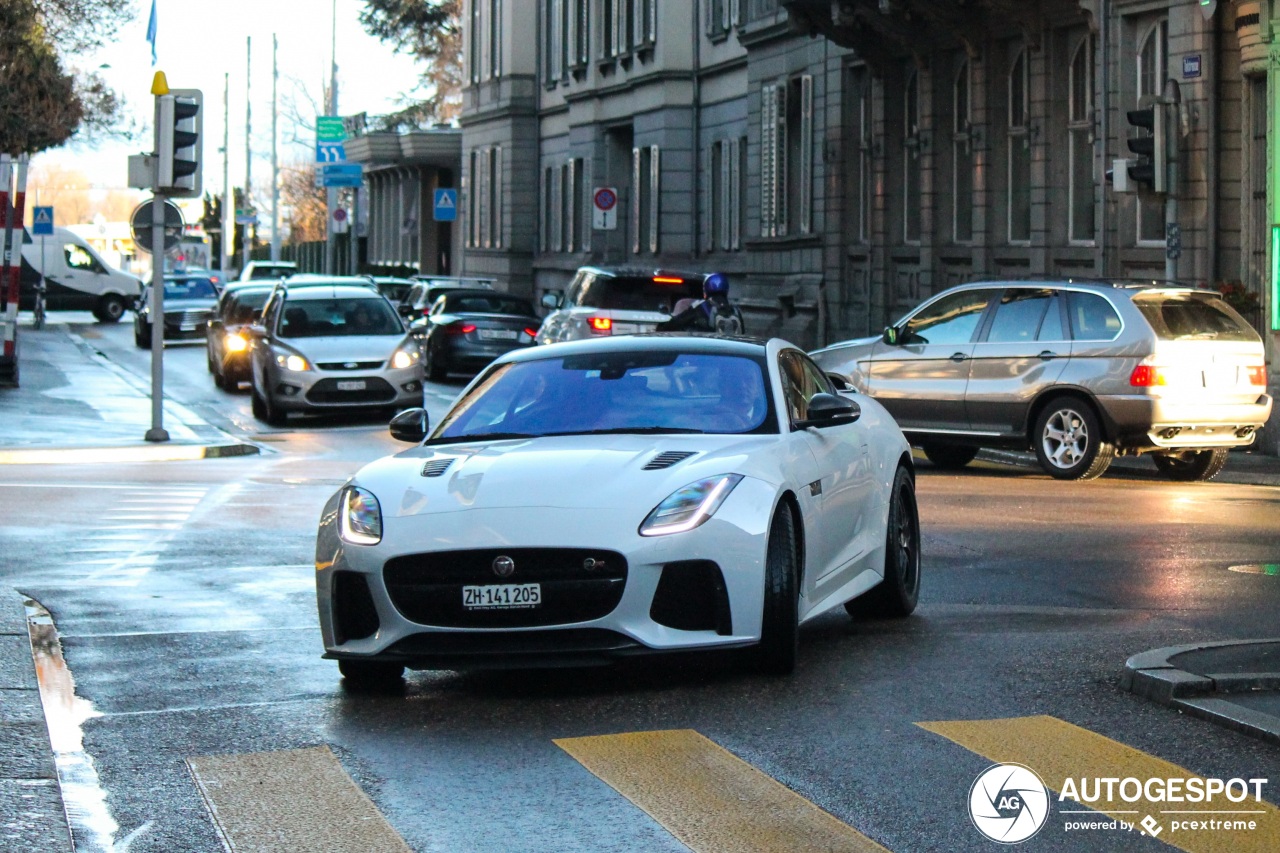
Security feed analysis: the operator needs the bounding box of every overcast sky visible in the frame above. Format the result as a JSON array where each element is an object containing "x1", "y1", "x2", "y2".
[{"x1": 43, "y1": 0, "x2": 428, "y2": 202}]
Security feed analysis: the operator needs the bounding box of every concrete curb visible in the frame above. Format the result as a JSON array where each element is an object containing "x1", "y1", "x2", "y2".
[
  {"x1": 1122, "y1": 639, "x2": 1280, "y2": 746},
  {"x1": 0, "y1": 441, "x2": 260, "y2": 465}
]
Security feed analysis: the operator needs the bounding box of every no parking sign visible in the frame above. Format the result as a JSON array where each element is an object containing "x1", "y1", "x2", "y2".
[{"x1": 593, "y1": 187, "x2": 618, "y2": 231}]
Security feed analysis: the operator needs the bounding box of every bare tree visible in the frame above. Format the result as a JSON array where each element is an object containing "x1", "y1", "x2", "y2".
[{"x1": 280, "y1": 161, "x2": 327, "y2": 244}]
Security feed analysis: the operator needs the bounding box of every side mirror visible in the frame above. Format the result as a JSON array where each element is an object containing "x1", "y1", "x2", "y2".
[
  {"x1": 882, "y1": 326, "x2": 899, "y2": 346},
  {"x1": 796, "y1": 393, "x2": 861, "y2": 429},
  {"x1": 389, "y1": 407, "x2": 430, "y2": 443},
  {"x1": 541, "y1": 292, "x2": 562, "y2": 310},
  {"x1": 247, "y1": 323, "x2": 267, "y2": 339}
]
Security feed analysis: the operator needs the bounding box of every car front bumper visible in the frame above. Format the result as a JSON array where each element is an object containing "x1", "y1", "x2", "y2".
[{"x1": 268, "y1": 363, "x2": 423, "y2": 412}]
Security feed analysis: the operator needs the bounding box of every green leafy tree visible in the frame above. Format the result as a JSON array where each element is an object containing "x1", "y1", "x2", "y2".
[{"x1": 359, "y1": 0, "x2": 463, "y2": 129}]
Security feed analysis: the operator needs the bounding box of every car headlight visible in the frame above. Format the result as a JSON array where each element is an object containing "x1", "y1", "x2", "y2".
[
  {"x1": 339, "y1": 486, "x2": 382, "y2": 545},
  {"x1": 639, "y1": 474, "x2": 743, "y2": 536},
  {"x1": 390, "y1": 347, "x2": 420, "y2": 369},
  {"x1": 224, "y1": 332, "x2": 248, "y2": 353},
  {"x1": 275, "y1": 353, "x2": 310, "y2": 372}
]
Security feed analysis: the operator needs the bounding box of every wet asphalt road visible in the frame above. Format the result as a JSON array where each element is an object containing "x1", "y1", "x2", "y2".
[{"x1": 2, "y1": 320, "x2": 1279, "y2": 852}]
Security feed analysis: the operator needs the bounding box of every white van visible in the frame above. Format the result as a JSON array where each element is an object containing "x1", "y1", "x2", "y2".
[{"x1": 20, "y1": 227, "x2": 143, "y2": 322}]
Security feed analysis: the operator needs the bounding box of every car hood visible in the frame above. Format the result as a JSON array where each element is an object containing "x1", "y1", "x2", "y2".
[
  {"x1": 351, "y1": 433, "x2": 783, "y2": 517},
  {"x1": 282, "y1": 334, "x2": 410, "y2": 362}
]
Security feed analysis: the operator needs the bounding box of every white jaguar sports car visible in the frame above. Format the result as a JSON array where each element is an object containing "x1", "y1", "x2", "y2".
[{"x1": 315, "y1": 335, "x2": 920, "y2": 683}]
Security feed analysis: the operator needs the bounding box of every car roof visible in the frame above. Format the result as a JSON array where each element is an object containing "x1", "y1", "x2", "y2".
[
  {"x1": 578, "y1": 266, "x2": 711, "y2": 281},
  {"x1": 955, "y1": 278, "x2": 1219, "y2": 298},
  {"x1": 283, "y1": 284, "x2": 389, "y2": 301},
  {"x1": 499, "y1": 333, "x2": 775, "y2": 365},
  {"x1": 440, "y1": 289, "x2": 530, "y2": 300}
]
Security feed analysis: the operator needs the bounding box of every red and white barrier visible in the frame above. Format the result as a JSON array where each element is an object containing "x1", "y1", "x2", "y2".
[{"x1": 0, "y1": 153, "x2": 29, "y2": 385}]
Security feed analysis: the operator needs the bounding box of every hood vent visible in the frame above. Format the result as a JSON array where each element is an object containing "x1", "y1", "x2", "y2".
[
  {"x1": 643, "y1": 451, "x2": 696, "y2": 471},
  {"x1": 421, "y1": 458, "x2": 455, "y2": 478}
]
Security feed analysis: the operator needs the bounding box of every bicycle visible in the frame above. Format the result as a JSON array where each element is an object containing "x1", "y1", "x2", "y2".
[{"x1": 31, "y1": 280, "x2": 46, "y2": 330}]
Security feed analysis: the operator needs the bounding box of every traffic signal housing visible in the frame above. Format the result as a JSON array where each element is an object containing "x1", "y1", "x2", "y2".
[
  {"x1": 156, "y1": 88, "x2": 202, "y2": 197},
  {"x1": 1126, "y1": 103, "x2": 1166, "y2": 193}
]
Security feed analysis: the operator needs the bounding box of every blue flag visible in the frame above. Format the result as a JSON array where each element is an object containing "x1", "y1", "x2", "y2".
[{"x1": 146, "y1": 0, "x2": 157, "y2": 65}]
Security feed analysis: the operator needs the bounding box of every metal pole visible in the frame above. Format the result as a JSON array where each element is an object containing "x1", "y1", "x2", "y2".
[
  {"x1": 350, "y1": 186, "x2": 359, "y2": 275},
  {"x1": 221, "y1": 72, "x2": 231, "y2": 279},
  {"x1": 272, "y1": 33, "x2": 280, "y2": 262},
  {"x1": 243, "y1": 35, "x2": 252, "y2": 272},
  {"x1": 326, "y1": 0, "x2": 338, "y2": 275},
  {"x1": 146, "y1": 190, "x2": 169, "y2": 442}
]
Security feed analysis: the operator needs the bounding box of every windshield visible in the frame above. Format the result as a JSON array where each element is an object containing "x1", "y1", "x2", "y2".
[
  {"x1": 1133, "y1": 294, "x2": 1260, "y2": 342},
  {"x1": 163, "y1": 278, "x2": 218, "y2": 299},
  {"x1": 224, "y1": 289, "x2": 271, "y2": 325},
  {"x1": 431, "y1": 351, "x2": 775, "y2": 443},
  {"x1": 249, "y1": 265, "x2": 296, "y2": 279},
  {"x1": 278, "y1": 298, "x2": 403, "y2": 338},
  {"x1": 443, "y1": 294, "x2": 535, "y2": 315},
  {"x1": 578, "y1": 276, "x2": 700, "y2": 312}
]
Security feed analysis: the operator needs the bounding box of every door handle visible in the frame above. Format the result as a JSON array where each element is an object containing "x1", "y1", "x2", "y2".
[
  {"x1": 949, "y1": 352, "x2": 967, "y2": 362},
  {"x1": 1038, "y1": 350, "x2": 1059, "y2": 360}
]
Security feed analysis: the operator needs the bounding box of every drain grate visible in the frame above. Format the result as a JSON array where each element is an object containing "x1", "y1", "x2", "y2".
[{"x1": 1228, "y1": 564, "x2": 1280, "y2": 576}]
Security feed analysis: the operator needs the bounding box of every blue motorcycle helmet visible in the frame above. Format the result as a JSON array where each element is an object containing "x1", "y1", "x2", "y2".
[{"x1": 703, "y1": 273, "x2": 729, "y2": 301}]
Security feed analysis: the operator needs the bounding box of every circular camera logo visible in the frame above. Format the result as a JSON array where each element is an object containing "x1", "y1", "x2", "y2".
[{"x1": 968, "y1": 763, "x2": 1050, "y2": 844}]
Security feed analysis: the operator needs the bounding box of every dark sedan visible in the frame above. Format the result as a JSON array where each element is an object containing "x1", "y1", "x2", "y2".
[
  {"x1": 134, "y1": 275, "x2": 220, "y2": 349},
  {"x1": 206, "y1": 283, "x2": 274, "y2": 389},
  {"x1": 411, "y1": 290, "x2": 540, "y2": 380}
]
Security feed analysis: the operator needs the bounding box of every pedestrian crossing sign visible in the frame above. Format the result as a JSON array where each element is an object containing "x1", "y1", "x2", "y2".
[
  {"x1": 433, "y1": 189, "x2": 457, "y2": 222},
  {"x1": 32, "y1": 206, "x2": 54, "y2": 236}
]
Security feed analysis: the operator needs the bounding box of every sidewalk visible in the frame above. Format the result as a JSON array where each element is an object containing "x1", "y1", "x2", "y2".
[{"x1": 0, "y1": 320, "x2": 259, "y2": 464}]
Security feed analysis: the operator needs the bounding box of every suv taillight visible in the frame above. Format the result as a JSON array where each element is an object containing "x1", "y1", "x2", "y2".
[
  {"x1": 587, "y1": 317, "x2": 612, "y2": 334},
  {"x1": 1129, "y1": 365, "x2": 1166, "y2": 387},
  {"x1": 1248, "y1": 365, "x2": 1267, "y2": 386}
]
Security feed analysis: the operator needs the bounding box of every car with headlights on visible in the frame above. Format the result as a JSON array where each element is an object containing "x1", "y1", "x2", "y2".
[
  {"x1": 206, "y1": 283, "x2": 273, "y2": 389},
  {"x1": 810, "y1": 280, "x2": 1272, "y2": 481},
  {"x1": 247, "y1": 280, "x2": 423, "y2": 426},
  {"x1": 316, "y1": 334, "x2": 920, "y2": 685},
  {"x1": 134, "y1": 274, "x2": 220, "y2": 349},
  {"x1": 412, "y1": 289, "x2": 540, "y2": 380}
]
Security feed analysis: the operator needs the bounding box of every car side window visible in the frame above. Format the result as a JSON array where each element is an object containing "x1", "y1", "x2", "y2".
[
  {"x1": 406, "y1": 285, "x2": 424, "y2": 308},
  {"x1": 564, "y1": 272, "x2": 589, "y2": 307},
  {"x1": 901, "y1": 289, "x2": 996, "y2": 345},
  {"x1": 1067, "y1": 292, "x2": 1123, "y2": 341},
  {"x1": 778, "y1": 352, "x2": 833, "y2": 426},
  {"x1": 986, "y1": 289, "x2": 1053, "y2": 344},
  {"x1": 429, "y1": 296, "x2": 446, "y2": 316},
  {"x1": 1037, "y1": 294, "x2": 1067, "y2": 341}
]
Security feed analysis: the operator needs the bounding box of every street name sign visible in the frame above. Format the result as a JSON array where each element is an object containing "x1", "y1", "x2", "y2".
[{"x1": 322, "y1": 163, "x2": 364, "y2": 188}]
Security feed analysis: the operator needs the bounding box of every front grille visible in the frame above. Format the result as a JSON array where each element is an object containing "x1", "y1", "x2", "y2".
[
  {"x1": 316, "y1": 360, "x2": 385, "y2": 371},
  {"x1": 163, "y1": 310, "x2": 211, "y2": 328},
  {"x1": 644, "y1": 450, "x2": 696, "y2": 470},
  {"x1": 384, "y1": 548, "x2": 627, "y2": 628},
  {"x1": 306, "y1": 376, "x2": 397, "y2": 404},
  {"x1": 384, "y1": 628, "x2": 640, "y2": 658},
  {"x1": 421, "y1": 459, "x2": 455, "y2": 477}
]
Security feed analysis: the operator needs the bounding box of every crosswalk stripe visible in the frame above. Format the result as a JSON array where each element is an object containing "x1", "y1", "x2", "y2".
[
  {"x1": 555, "y1": 729, "x2": 890, "y2": 853},
  {"x1": 187, "y1": 746, "x2": 411, "y2": 853},
  {"x1": 918, "y1": 715, "x2": 1280, "y2": 853}
]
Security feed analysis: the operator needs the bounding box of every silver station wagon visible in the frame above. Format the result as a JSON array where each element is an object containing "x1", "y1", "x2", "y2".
[{"x1": 811, "y1": 281, "x2": 1272, "y2": 481}]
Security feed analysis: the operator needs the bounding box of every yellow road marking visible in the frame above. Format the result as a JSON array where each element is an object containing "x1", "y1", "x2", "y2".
[
  {"x1": 187, "y1": 746, "x2": 412, "y2": 853},
  {"x1": 918, "y1": 715, "x2": 1280, "y2": 853},
  {"x1": 555, "y1": 729, "x2": 889, "y2": 853}
]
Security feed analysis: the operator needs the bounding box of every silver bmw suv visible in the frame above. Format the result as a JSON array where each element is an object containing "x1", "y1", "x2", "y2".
[{"x1": 811, "y1": 281, "x2": 1272, "y2": 481}]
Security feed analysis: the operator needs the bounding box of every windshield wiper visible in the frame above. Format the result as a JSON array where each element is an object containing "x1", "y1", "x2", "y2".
[
  {"x1": 550, "y1": 426, "x2": 706, "y2": 436},
  {"x1": 425, "y1": 432, "x2": 537, "y2": 445}
]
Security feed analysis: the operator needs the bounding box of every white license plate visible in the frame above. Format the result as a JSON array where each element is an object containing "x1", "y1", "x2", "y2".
[
  {"x1": 479, "y1": 329, "x2": 518, "y2": 340},
  {"x1": 1203, "y1": 367, "x2": 1238, "y2": 387},
  {"x1": 462, "y1": 583, "x2": 542, "y2": 610},
  {"x1": 180, "y1": 324, "x2": 197, "y2": 332},
  {"x1": 336, "y1": 379, "x2": 367, "y2": 391},
  {"x1": 612, "y1": 322, "x2": 638, "y2": 334}
]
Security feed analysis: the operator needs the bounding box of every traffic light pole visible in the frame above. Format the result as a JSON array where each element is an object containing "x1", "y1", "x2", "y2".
[
  {"x1": 146, "y1": 182, "x2": 169, "y2": 442},
  {"x1": 1163, "y1": 81, "x2": 1181, "y2": 283}
]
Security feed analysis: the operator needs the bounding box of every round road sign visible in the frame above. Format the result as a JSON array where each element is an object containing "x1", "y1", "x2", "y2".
[
  {"x1": 129, "y1": 200, "x2": 185, "y2": 254},
  {"x1": 333, "y1": 208, "x2": 348, "y2": 222},
  {"x1": 594, "y1": 188, "x2": 617, "y2": 212}
]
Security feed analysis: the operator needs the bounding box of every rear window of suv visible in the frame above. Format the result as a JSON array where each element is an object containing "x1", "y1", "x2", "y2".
[
  {"x1": 1133, "y1": 293, "x2": 1259, "y2": 342},
  {"x1": 578, "y1": 276, "x2": 701, "y2": 312}
]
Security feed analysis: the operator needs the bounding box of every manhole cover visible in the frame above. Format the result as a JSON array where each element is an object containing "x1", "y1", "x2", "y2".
[{"x1": 1228, "y1": 564, "x2": 1280, "y2": 576}]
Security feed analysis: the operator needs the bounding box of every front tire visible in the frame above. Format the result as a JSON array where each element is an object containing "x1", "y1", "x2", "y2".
[
  {"x1": 1033, "y1": 399, "x2": 1114, "y2": 480},
  {"x1": 425, "y1": 345, "x2": 446, "y2": 382},
  {"x1": 921, "y1": 444, "x2": 978, "y2": 470},
  {"x1": 846, "y1": 465, "x2": 921, "y2": 619},
  {"x1": 754, "y1": 501, "x2": 800, "y2": 676},
  {"x1": 1153, "y1": 448, "x2": 1229, "y2": 482},
  {"x1": 135, "y1": 323, "x2": 152, "y2": 349}
]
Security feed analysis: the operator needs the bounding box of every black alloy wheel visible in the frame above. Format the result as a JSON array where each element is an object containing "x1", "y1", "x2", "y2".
[
  {"x1": 754, "y1": 500, "x2": 800, "y2": 676},
  {"x1": 846, "y1": 465, "x2": 921, "y2": 618},
  {"x1": 1152, "y1": 448, "x2": 1230, "y2": 482},
  {"x1": 921, "y1": 444, "x2": 979, "y2": 470}
]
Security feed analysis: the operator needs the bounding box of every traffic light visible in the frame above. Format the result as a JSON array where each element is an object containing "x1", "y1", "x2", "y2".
[
  {"x1": 156, "y1": 89, "x2": 202, "y2": 197},
  {"x1": 1126, "y1": 103, "x2": 1166, "y2": 193}
]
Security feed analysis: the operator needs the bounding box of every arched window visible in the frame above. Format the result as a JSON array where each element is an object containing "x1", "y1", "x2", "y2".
[
  {"x1": 1136, "y1": 18, "x2": 1168, "y2": 244},
  {"x1": 1069, "y1": 35, "x2": 1097, "y2": 243},
  {"x1": 1007, "y1": 48, "x2": 1031, "y2": 243},
  {"x1": 953, "y1": 58, "x2": 973, "y2": 243},
  {"x1": 904, "y1": 67, "x2": 921, "y2": 243}
]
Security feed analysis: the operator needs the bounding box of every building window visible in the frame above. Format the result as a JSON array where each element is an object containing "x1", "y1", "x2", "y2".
[
  {"x1": 542, "y1": 166, "x2": 555, "y2": 252},
  {"x1": 469, "y1": 0, "x2": 482, "y2": 84},
  {"x1": 1007, "y1": 48, "x2": 1031, "y2": 244},
  {"x1": 850, "y1": 68, "x2": 871, "y2": 245},
  {"x1": 1136, "y1": 18, "x2": 1167, "y2": 245},
  {"x1": 708, "y1": 139, "x2": 741, "y2": 252},
  {"x1": 631, "y1": 145, "x2": 659, "y2": 254},
  {"x1": 1069, "y1": 34, "x2": 1096, "y2": 244},
  {"x1": 488, "y1": 0, "x2": 502, "y2": 79},
  {"x1": 707, "y1": 0, "x2": 739, "y2": 38},
  {"x1": 761, "y1": 75, "x2": 812, "y2": 238},
  {"x1": 634, "y1": 0, "x2": 656, "y2": 49},
  {"x1": 735, "y1": 135, "x2": 746, "y2": 249},
  {"x1": 467, "y1": 150, "x2": 479, "y2": 247},
  {"x1": 488, "y1": 146, "x2": 501, "y2": 248},
  {"x1": 569, "y1": 0, "x2": 589, "y2": 72},
  {"x1": 545, "y1": 0, "x2": 562, "y2": 84},
  {"x1": 903, "y1": 68, "x2": 921, "y2": 244},
  {"x1": 953, "y1": 58, "x2": 974, "y2": 244},
  {"x1": 469, "y1": 0, "x2": 502, "y2": 82}
]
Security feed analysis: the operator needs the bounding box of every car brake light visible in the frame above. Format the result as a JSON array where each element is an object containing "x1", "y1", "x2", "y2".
[
  {"x1": 1248, "y1": 365, "x2": 1267, "y2": 386},
  {"x1": 588, "y1": 317, "x2": 612, "y2": 333},
  {"x1": 524, "y1": 327, "x2": 539, "y2": 338},
  {"x1": 653, "y1": 276, "x2": 684, "y2": 284},
  {"x1": 1129, "y1": 365, "x2": 1166, "y2": 387},
  {"x1": 445, "y1": 323, "x2": 476, "y2": 336}
]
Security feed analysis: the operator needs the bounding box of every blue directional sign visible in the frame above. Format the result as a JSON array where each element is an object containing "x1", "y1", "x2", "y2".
[
  {"x1": 32, "y1": 206, "x2": 54, "y2": 236},
  {"x1": 321, "y1": 163, "x2": 364, "y2": 188},
  {"x1": 316, "y1": 142, "x2": 347, "y2": 163},
  {"x1": 433, "y1": 188, "x2": 458, "y2": 222}
]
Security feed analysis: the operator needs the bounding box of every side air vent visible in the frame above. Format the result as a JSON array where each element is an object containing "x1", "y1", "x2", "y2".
[
  {"x1": 421, "y1": 458, "x2": 455, "y2": 478},
  {"x1": 643, "y1": 451, "x2": 696, "y2": 471}
]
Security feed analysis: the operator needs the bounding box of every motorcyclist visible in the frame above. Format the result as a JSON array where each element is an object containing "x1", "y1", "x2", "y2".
[{"x1": 655, "y1": 273, "x2": 745, "y2": 335}]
